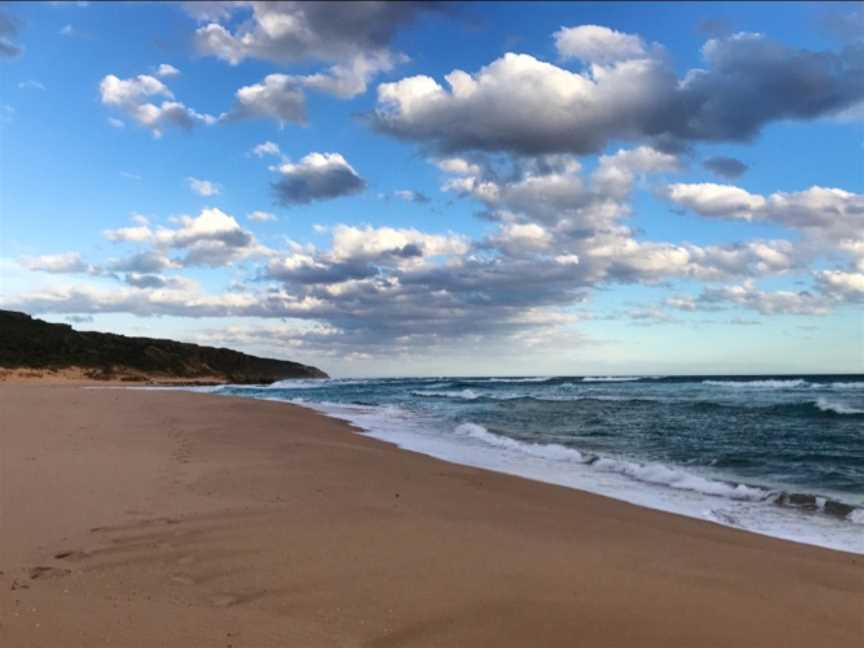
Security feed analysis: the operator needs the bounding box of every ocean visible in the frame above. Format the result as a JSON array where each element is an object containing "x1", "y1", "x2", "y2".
[{"x1": 177, "y1": 374, "x2": 864, "y2": 553}]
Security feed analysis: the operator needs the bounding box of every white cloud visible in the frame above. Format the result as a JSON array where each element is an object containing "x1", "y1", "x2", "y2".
[
  {"x1": 187, "y1": 177, "x2": 221, "y2": 197},
  {"x1": 592, "y1": 146, "x2": 679, "y2": 198},
  {"x1": 487, "y1": 223, "x2": 553, "y2": 256},
  {"x1": 248, "y1": 210, "x2": 277, "y2": 222},
  {"x1": 104, "y1": 225, "x2": 153, "y2": 243},
  {"x1": 293, "y1": 50, "x2": 403, "y2": 99},
  {"x1": 392, "y1": 189, "x2": 429, "y2": 203},
  {"x1": 225, "y1": 74, "x2": 307, "y2": 125},
  {"x1": 274, "y1": 152, "x2": 366, "y2": 205},
  {"x1": 99, "y1": 73, "x2": 215, "y2": 138},
  {"x1": 665, "y1": 184, "x2": 864, "y2": 256},
  {"x1": 153, "y1": 208, "x2": 268, "y2": 267},
  {"x1": 693, "y1": 281, "x2": 832, "y2": 316},
  {"x1": 156, "y1": 63, "x2": 180, "y2": 78},
  {"x1": 434, "y1": 157, "x2": 482, "y2": 176},
  {"x1": 554, "y1": 25, "x2": 647, "y2": 63},
  {"x1": 376, "y1": 52, "x2": 672, "y2": 155},
  {"x1": 190, "y1": 2, "x2": 422, "y2": 65},
  {"x1": 665, "y1": 183, "x2": 766, "y2": 220},
  {"x1": 18, "y1": 80, "x2": 46, "y2": 91},
  {"x1": 374, "y1": 30, "x2": 864, "y2": 155},
  {"x1": 251, "y1": 141, "x2": 281, "y2": 158},
  {"x1": 554, "y1": 254, "x2": 580, "y2": 265},
  {"x1": 19, "y1": 252, "x2": 89, "y2": 274},
  {"x1": 815, "y1": 270, "x2": 864, "y2": 301},
  {"x1": 188, "y1": 2, "x2": 435, "y2": 135},
  {"x1": 100, "y1": 74, "x2": 171, "y2": 106},
  {"x1": 329, "y1": 225, "x2": 469, "y2": 263},
  {"x1": 108, "y1": 117, "x2": 125, "y2": 129},
  {"x1": 101, "y1": 208, "x2": 268, "y2": 269}
]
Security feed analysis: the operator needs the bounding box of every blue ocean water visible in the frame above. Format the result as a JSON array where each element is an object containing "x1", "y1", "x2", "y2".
[{"x1": 182, "y1": 374, "x2": 864, "y2": 553}]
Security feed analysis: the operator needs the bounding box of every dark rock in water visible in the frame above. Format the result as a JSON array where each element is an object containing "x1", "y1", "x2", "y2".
[
  {"x1": 823, "y1": 500, "x2": 855, "y2": 519},
  {"x1": 0, "y1": 310, "x2": 328, "y2": 383},
  {"x1": 776, "y1": 492, "x2": 818, "y2": 510}
]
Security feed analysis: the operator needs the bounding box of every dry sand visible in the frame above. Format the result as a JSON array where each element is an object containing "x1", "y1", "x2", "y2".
[{"x1": 1, "y1": 384, "x2": 861, "y2": 647}]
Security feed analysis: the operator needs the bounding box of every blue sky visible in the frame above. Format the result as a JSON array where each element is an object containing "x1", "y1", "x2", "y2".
[{"x1": 1, "y1": 1, "x2": 862, "y2": 376}]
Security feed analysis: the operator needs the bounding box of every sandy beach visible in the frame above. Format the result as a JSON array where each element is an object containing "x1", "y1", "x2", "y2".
[{"x1": 1, "y1": 383, "x2": 861, "y2": 647}]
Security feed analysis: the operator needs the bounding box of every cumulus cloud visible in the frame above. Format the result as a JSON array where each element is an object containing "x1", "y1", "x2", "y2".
[
  {"x1": 103, "y1": 208, "x2": 269, "y2": 268},
  {"x1": 374, "y1": 30, "x2": 864, "y2": 155},
  {"x1": 224, "y1": 50, "x2": 411, "y2": 126},
  {"x1": 123, "y1": 273, "x2": 176, "y2": 289},
  {"x1": 329, "y1": 224, "x2": 468, "y2": 262},
  {"x1": 251, "y1": 141, "x2": 281, "y2": 157},
  {"x1": 191, "y1": 1, "x2": 438, "y2": 118},
  {"x1": 99, "y1": 73, "x2": 215, "y2": 137},
  {"x1": 665, "y1": 183, "x2": 766, "y2": 220},
  {"x1": 100, "y1": 74, "x2": 170, "y2": 106},
  {"x1": 664, "y1": 184, "x2": 864, "y2": 255},
  {"x1": 672, "y1": 280, "x2": 833, "y2": 316},
  {"x1": 702, "y1": 156, "x2": 748, "y2": 179},
  {"x1": 295, "y1": 50, "x2": 403, "y2": 99},
  {"x1": 263, "y1": 224, "x2": 469, "y2": 287},
  {"x1": 436, "y1": 146, "x2": 807, "y2": 287},
  {"x1": 554, "y1": 25, "x2": 647, "y2": 63},
  {"x1": 187, "y1": 177, "x2": 221, "y2": 196},
  {"x1": 815, "y1": 270, "x2": 864, "y2": 302},
  {"x1": 434, "y1": 157, "x2": 482, "y2": 176},
  {"x1": 19, "y1": 252, "x2": 90, "y2": 274},
  {"x1": 152, "y1": 208, "x2": 265, "y2": 267},
  {"x1": 224, "y1": 74, "x2": 307, "y2": 125},
  {"x1": 104, "y1": 224, "x2": 153, "y2": 242},
  {"x1": 248, "y1": 210, "x2": 277, "y2": 222},
  {"x1": 155, "y1": 63, "x2": 180, "y2": 78},
  {"x1": 273, "y1": 152, "x2": 366, "y2": 205},
  {"x1": 190, "y1": 2, "x2": 430, "y2": 70},
  {"x1": 592, "y1": 146, "x2": 679, "y2": 198}
]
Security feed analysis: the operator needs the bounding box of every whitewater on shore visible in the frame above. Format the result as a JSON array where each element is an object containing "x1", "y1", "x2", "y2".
[{"x1": 163, "y1": 374, "x2": 864, "y2": 553}]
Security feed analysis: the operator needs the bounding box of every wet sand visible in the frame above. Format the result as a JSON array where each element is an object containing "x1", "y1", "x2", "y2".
[{"x1": 1, "y1": 384, "x2": 861, "y2": 647}]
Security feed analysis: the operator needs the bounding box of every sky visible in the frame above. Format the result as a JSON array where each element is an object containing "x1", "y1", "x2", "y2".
[{"x1": 0, "y1": 1, "x2": 862, "y2": 377}]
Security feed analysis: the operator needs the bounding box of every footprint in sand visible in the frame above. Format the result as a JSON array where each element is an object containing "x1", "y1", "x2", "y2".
[
  {"x1": 28, "y1": 566, "x2": 71, "y2": 580},
  {"x1": 54, "y1": 550, "x2": 88, "y2": 561},
  {"x1": 209, "y1": 593, "x2": 240, "y2": 607}
]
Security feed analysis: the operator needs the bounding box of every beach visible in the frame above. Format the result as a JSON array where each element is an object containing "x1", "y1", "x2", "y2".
[{"x1": 1, "y1": 383, "x2": 862, "y2": 647}]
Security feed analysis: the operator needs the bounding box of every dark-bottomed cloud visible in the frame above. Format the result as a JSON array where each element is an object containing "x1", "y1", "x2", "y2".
[
  {"x1": 0, "y1": 9, "x2": 22, "y2": 58},
  {"x1": 703, "y1": 156, "x2": 748, "y2": 179},
  {"x1": 373, "y1": 31, "x2": 864, "y2": 155},
  {"x1": 273, "y1": 153, "x2": 366, "y2": 205}
]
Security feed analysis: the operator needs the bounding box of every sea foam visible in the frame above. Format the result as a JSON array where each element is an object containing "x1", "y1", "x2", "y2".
[
  {"x1": 815, "y1": 398, "x2": 864, "y2": 415},
  {"x1": 703, "y1": 379, "x2": 809, "y2": 389}
]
